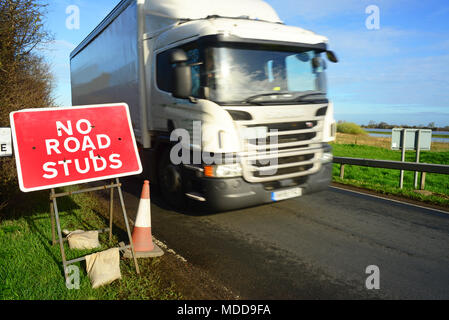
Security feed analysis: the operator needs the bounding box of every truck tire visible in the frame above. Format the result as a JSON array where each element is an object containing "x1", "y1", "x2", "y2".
[{"x1": 157, "y1": 146, "x2": 186, "y2": 209}]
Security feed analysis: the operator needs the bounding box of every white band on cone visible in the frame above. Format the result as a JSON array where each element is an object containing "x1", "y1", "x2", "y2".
[{"x1": 135, "y1": 199, "x2": 151, "y2": 228}]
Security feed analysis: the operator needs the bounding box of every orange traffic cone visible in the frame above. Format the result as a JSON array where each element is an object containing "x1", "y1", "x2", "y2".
[{"x1": 124, "y1": 181, "x2": 163, "y2": 259}]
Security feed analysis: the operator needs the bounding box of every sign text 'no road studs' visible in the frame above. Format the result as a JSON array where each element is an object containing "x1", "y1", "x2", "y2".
[{"x1": 10, "y1": 103, "x2": 142, "y2": 192}]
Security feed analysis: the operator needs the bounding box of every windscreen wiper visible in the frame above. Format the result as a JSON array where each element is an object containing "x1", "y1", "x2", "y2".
[
  {"x1": 294, "y1": 92, "x2": 328, "y2": 103},
  {"x1": 244, "y1": 92, "x2": 294, "y2": 104},
  {"x1": 244, "y1": 91, "x2": 327, "y2": 104}
]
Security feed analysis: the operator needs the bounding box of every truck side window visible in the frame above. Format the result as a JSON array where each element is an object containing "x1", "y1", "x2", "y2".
[
  {"x1": 186, "y1": 48, "x2": 200, "y2": 97},
  {"x1": 156, "y1": 47, "x2": 201, "y2": 97},
  {"x1": 156, "y1": 50, "x2": 173, "y2": 92}
]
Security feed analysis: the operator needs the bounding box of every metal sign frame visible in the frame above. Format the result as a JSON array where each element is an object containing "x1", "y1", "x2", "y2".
[{"x1": 50, "y1": 178, "x2": 140, "y2": 284}]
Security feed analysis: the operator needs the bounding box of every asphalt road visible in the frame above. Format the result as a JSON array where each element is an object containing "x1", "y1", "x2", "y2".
[{"x1": 120, "y1": 177, "x2": 449, "y2": 299}]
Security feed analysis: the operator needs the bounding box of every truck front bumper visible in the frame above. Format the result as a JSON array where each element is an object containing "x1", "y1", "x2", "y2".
[{"x1": 184, "y1": 161, "x2": 333, "y2": 212}]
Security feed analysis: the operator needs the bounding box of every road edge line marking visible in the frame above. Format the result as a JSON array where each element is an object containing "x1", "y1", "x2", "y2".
[{"x1": 153, "y1": 238, "x2": 188, "y2": 263}]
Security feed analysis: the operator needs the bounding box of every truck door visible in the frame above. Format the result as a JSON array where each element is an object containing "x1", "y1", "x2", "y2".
[{"x1": 150, "y1": 41, "x2": 203, "y2": 140}]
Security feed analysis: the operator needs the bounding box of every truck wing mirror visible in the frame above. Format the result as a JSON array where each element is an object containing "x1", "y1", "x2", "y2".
[
  {"x1": 312, "y1": 57, "x2": 323, "y2": 69},
  {"x1": 170, "y1": 49, "x2": 192, "y2": 99},
  {"x1": 326, "y1": 50, "x2": 338, "y2": 63}
]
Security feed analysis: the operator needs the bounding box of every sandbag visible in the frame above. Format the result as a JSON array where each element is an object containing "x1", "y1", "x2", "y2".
[
  {"x1": 85, "y1": 248, "x2": 121, "y2": 289},
  {"x1": 64, "y1": 230, "x2": 100, "y2": 250}
]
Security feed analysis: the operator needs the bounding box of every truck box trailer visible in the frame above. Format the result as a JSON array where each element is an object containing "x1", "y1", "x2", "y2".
[{"x1": 70, "y1": 0, "x2": 338, "y2": 211}]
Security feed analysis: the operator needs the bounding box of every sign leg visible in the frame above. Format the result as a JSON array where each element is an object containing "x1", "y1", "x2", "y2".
[
  {"x1": 50, "y1": 195, "x2": 56, "y2": 246},
  {"x1": 109, "y1": 180, "x2": 114, "y2": 243},
  {"x1": 115, "y1": 178, "x2": 140, "y2": 275},
  {"x1": 51, "y1": 189, "x2": 69, "y2": 281}
]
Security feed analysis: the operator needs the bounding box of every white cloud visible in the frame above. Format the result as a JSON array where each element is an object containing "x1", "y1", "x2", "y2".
[
  {"x1": 325, "y1": 27, "x2": 409, "y2": 58},
  {"x1": 37, "y1": 39, "x2": 76, "y2": 106},
  {"x1": 46, "y1": 39, "x2": 76, "y2": 52},
  {"x1": 265, "y1": 0, "x2": 408, "y2": 21}
]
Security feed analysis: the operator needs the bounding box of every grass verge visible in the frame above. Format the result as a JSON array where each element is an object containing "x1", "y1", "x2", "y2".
[
  {"x1": 331, "y1": 136, "x2": 449, "y2": 207},
  {"x1": 0, "y1": 186, "x2": 182, "y2": 300}
]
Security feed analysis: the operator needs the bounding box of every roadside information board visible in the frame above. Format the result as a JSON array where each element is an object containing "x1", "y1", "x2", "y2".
[
  {"x1": 0, "y1": 128, "x2": 12, "y2": 157},
  {"x1": 10, "y1": 103, "x2": 142, "y2": 192},
  {"x1": 391, "y1": 128, "x2": 432, "y2": 151}
]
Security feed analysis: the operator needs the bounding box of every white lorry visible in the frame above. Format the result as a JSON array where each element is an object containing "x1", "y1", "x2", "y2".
[{"x1": 70, "y1": 0, "x2": 338, "y2": 211}]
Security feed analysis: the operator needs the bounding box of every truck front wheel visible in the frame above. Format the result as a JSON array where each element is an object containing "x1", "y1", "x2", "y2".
[{"x1": 158, "y1": 147, "x2": 186, "y2": 209}]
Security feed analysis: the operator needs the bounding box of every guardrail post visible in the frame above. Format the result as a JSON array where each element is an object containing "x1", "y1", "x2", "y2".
[
  {"x1": 420, "y1": 172, "x2": 426, "y2": 190},
  {"x1": 399, "y1": 130, "x2": 407, "y2": 189},
  {"x1": 340, "y1": 164, "x2": 345, "y2": 179},
  {"x1": 414, "y1": 130, "x2": 421, "y2": 189}
]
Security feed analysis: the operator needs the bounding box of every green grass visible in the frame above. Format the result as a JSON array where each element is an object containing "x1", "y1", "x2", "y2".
[
  {"x1": 331, "y1": 143, "x2": 449, "y2": 206},
  {"x1": 0, "y1": 187, "x2": 182, "y2": 300}
]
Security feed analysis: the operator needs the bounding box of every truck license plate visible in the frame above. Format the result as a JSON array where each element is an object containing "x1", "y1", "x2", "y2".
[{"x1": 271, "y1": 188, "x2": 303, "y2": 202}]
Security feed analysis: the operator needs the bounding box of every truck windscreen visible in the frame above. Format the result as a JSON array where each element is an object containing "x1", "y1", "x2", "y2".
[{"x1": 204, "y1": 46, "x2": 327, "y2": 105}]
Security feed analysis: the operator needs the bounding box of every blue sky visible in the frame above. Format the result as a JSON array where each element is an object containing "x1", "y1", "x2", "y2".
[{"x1": 41, "y1": 0, "x2": 449, "y2": 127}]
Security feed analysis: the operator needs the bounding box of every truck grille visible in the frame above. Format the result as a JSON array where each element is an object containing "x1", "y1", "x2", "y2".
[
  {"x1": 249, "y1": 133, "x2": 316, "y2": 146},
  {"x1": 249, "y1": 121, "x2": 318, "y2": 131},
  {"x1": 240, "y1": 119, "x2": 324, "y2": 183},
  {"x1": 253, "y1": 154, "x2": 315, "y2": 168},
  {"x1": 253, "y1": 164, "x2": 314, "y2": 178}
]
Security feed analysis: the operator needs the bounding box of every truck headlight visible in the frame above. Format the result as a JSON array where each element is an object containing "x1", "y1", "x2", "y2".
[
  {"x1": 320, "y1": 152, "x2": 333, "y2": 163},
  {"x1": 204, "y1": 164, "x2": 243, "y2": 178}
]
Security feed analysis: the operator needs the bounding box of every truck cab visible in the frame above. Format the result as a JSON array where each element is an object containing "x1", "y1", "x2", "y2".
[{"x1": 70, "y1": 0, "x2": 338, "y2": 211}]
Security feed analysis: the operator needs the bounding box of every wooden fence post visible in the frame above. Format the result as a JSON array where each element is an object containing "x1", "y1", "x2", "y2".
[
  {"x1": 340, "y1": 164, "x2": 345, "y2": 179},
  {"x1": 420, "y1": 172, "x2": 426, "y2": 190}
]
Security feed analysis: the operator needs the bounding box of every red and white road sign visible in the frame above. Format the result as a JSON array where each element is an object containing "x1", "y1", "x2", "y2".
[{"x1": 10, "y1": 103, "x2": 142, "y2": 192}]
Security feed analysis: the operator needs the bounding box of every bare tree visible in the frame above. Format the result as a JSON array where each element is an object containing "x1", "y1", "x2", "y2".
[
  {"x1": 368, "y1": 120, "x2": 377, "y2": 128},
  {"x1": 0, "y1": 0, "x2": 54, "y2": 125},
  {"x1": 0, "y1": 0, "x2": 54, "y2": 210}
]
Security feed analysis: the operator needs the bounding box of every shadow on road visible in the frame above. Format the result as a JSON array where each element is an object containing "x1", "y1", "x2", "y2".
[{"x1": 117, "y1": 175, "x2": 224, "y2": 217}]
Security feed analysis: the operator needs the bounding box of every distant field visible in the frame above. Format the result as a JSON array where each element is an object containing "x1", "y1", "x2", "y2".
[
  {"x1": 335, "y1": 133, "x2": 449, "y2": 151},
  {"x1": 367, "y1": 130, "x2": 449, "y2": 139},
  {"x1": 331, "y1": 134, "x2": 449, "y2": 207}
]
